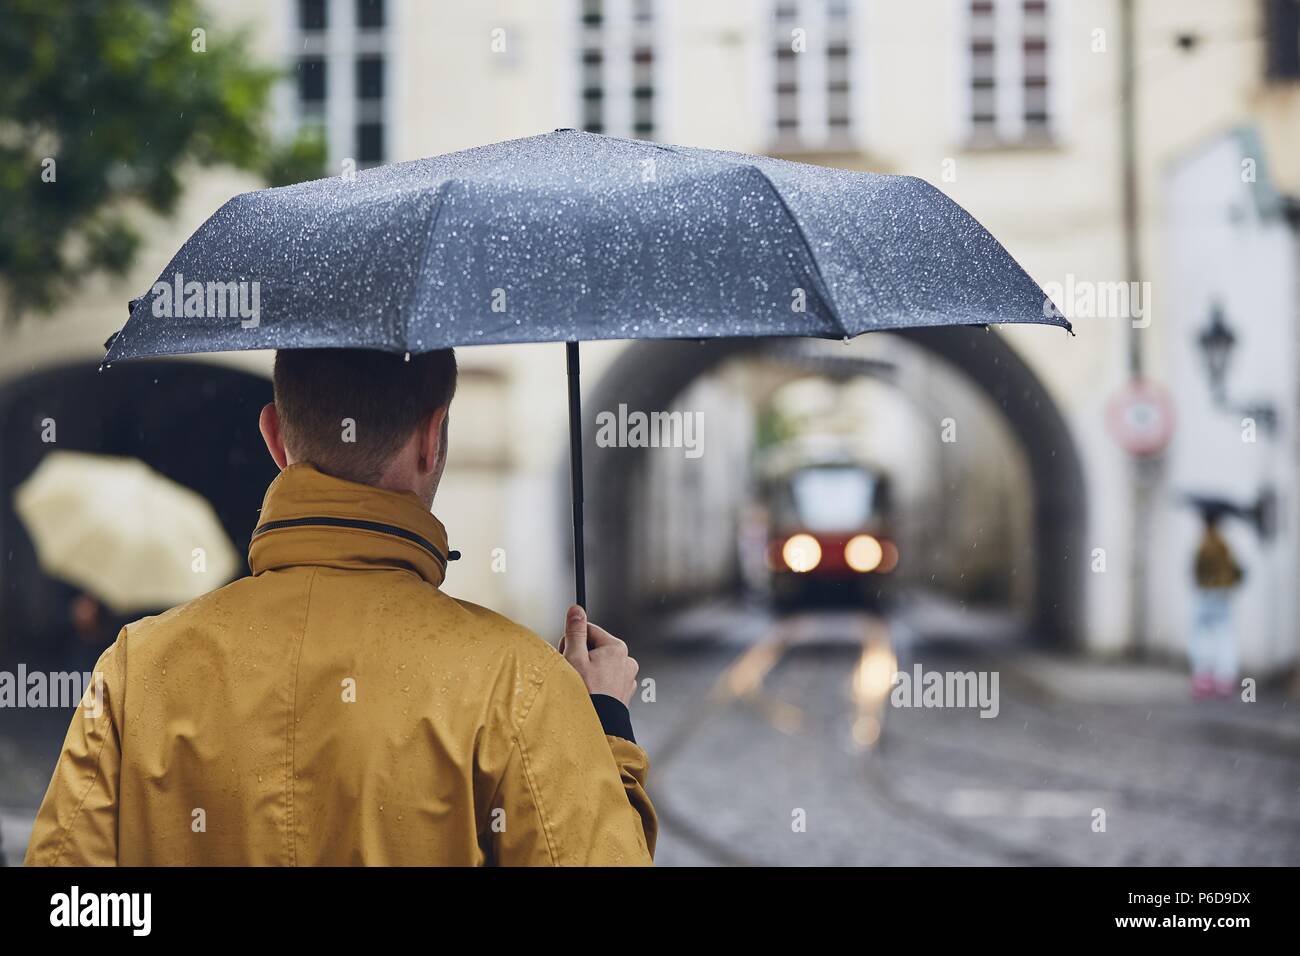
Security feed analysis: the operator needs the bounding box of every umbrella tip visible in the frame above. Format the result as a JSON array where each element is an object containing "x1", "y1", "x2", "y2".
[{"x1": 103, "y1": 330, "x2": 120, "y2": 352}]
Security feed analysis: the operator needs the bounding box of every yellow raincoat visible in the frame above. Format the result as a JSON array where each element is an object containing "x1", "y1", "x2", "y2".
[{"x1": 25, "y1": 464, "x2": 656, "y2": 865}]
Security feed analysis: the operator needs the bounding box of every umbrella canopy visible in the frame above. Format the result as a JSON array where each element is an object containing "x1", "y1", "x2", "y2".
[
  {"x1": 15, "y1": 451, "x2": 240, "y2": 614},
  {"x1": 103, "y1": 128, "x2": 1067, "y2": 362},
  {"x1": 101, "y1": 129, "x2": 1070, "y2": 607}
]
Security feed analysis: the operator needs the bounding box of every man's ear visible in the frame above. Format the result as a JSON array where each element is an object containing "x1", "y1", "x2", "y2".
[
  {"x1": 259, "y1": 403, "x2": 289, "y2": 471},
  {"x1": 417, "y1": 406, "x2": 448, "y2": 475}
]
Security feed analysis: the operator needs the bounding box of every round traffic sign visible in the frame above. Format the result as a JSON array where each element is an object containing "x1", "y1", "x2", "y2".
[{"x1": 1107, "y1": 381, "x2": 1175, "y2": 455}]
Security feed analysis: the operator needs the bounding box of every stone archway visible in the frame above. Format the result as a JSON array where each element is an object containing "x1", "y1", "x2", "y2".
[
  {"x1": 579, "y1": 328, "x2": 1086, "y2": 646},
  {"x1": 0, "y1": 359, "x2": 276, "y2": 666}
]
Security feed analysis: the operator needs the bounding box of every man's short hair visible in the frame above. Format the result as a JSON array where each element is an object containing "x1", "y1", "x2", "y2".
[{"x1": 272, "y1": 348, "x2": 457, "y2": 485}]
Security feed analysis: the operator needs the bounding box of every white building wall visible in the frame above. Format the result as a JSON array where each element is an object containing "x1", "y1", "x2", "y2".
[
  {"x1": 3, "y1": 0, "x2": 1299, "y2": 662},
  {"x1": 1159, "y1": 129, "x2": 1299, "y2": 673}
]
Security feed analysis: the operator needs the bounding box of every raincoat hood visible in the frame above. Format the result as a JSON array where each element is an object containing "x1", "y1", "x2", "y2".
[{"x1": 249, "y1": 464, "x2": 451, "y2": 588}]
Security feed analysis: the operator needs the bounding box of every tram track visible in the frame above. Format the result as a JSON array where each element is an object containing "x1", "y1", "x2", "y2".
[{"x1": 643, "y1": 608, "x2": 1300, "y2": 866}]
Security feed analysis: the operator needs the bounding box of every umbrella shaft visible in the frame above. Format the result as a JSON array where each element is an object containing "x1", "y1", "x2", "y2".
[{"x1": 566, "y1": 341, "x2": 586, "y2": 609}]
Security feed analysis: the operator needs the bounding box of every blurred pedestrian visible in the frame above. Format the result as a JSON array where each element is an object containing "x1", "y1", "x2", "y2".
[
  {"x1": 66, "y1": 592, "x2": 111, "y2": 673},
  {"x1": 1190, "y1": 511, "x2": 1243, "y2": 699},
  {"x1": 25, "y1": 348, "x2": 655, "y2": 866}
]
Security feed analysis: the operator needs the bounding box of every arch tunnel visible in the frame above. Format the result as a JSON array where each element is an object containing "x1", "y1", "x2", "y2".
[
  {"x1": 577, "y1": 327, "x2": 1086, "y2": 647},
  {"x1": 0, "y1": 359, "x2": 277, "y2": 669}
]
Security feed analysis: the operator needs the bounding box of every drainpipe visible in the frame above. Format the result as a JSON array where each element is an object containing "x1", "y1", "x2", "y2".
[
  {"x1": 1121, "y1": 0, "x2": 1142, "y2": 381},
  {"x1": 1120, "y1": 0, "x2": 1155, "y2": 656}
]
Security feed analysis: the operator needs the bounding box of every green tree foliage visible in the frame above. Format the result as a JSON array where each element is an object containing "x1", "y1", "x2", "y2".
[{"x1": 0, "y1": 0, "x2": 327, "y2": 322}]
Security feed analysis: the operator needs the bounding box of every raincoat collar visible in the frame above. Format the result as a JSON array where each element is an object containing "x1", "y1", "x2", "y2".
[{"x1": 249, "y1": 463, "x2": 449, "y2": 588}]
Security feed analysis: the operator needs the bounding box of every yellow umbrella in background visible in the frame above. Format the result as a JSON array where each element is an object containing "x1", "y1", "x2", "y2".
[{"x1": 15, "y1": 451, "x2": 240, "y2": 614}]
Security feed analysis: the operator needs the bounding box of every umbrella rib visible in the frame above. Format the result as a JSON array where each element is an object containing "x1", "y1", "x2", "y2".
[
  {"x1": 652, "y1": 141, "x2": 850, "y2": 339},
  {"x1": 742, "y1": 164, "x2": 850, "y2": 339},
  {"x1": 579, "y1": 130, "x2": 682, "y2": 156},
  {"x1": 405, "y1": 140, "x2": 536, "y2": 351},
  {"x1": 404, "y1": 180, "x2": 453, "y2": 354}
]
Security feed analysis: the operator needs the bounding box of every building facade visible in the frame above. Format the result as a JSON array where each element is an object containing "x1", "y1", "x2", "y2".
[{"x1": 2, "y1": 0, "x2": 1298, "y2": 673}]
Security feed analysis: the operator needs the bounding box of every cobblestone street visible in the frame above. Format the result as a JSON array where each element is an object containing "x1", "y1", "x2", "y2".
[
  {"x1": 3, "y1": 603, "x2": 1298, "y2": 867},
  {"x1": 631, "y1": 606, "x2": 1300, "y2": 866}
]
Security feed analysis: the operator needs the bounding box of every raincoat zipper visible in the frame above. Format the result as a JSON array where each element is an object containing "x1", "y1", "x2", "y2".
[{"x1": 252, "y1": 516, "x2": 455, "y2": 568}]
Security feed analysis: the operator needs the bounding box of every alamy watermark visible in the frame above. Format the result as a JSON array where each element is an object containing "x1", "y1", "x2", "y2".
[
  {"x1": 1041, "y1": 273, "x2": 1152, "y2": 329},
  {"x1": 149, "y1": 272, "x2": 260, "y2": 328},
  {"x1": 891, "y1": 664, "x2": 999, "y2": 718},
  {"x1": 50, "y1": 886, "x2": 151, "y2": 936},
  {"x1": 595, "y1": 404, "x2": 704, "y2": 459},
  {"x1": 0, "y1": 665, "x2": 103, "y2": 717}
]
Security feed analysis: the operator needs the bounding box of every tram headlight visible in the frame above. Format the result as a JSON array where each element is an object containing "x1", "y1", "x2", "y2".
[
  {"x1": 845, "y1": 534, "x2": 884, "y2": 573},
  {"x1": 781, "y1": 534, "x2": 822, "y2": 573}
]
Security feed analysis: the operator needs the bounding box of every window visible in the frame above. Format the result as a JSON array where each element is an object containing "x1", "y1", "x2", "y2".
[
  {"x1": 357, "y1": 122, "x2": 384, "y2": 164},
  {"x1": 969, "y1": 1, "x2": 996, "y2": 130},
  {"x1": 577, "y1": 0, "x2": 658, "y2": 139},
  {"x1": 297, "y1": 56, "x2": 327, "y2": 109},
  {"x1": 1265, "y1": 0, "x2": 1300, "y2": 80},
  {"x1": 353, "y1": 45, "x2": 386, "y2": 165},
  {"x1": 357, "y1": 0, "x2": 384, "y2": 31},
  {"x1": 356, "y1": 55, "x2": 384, "y2": 100},
  {"x1": 298, "y1": 0, "x2": 327, "y2": 32},
  {"x1": 1021, "y1": 0, "x2": 1050, "y2": 135},
  {"x1": 769, "y1": 0, "x2": 857, "y2": 150},
  {"x1": 292, "y1": 0, "x2": 390, "y2": 168},
  {"x1": 786, "y1": 467, "x2": 877, "y2": 532},
  {"x1": 964, "y1": 0, "x2": 1057, "y2": 144}
]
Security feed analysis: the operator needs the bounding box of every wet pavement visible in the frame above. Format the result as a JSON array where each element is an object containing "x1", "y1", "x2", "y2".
[
  {"x1": 629, "y1": 604, "x2": 1300, "y2": 866},
  {"x1": 3, "y1": 602, "x2": 1298, "y2": 867}
]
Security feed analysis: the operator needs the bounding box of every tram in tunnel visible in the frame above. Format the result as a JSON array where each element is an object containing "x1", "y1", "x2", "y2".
[
  {"x1": 591, "y1": 334, "x2": 1064, "y2": 640},
  {"x1": 759, "y1": 455, "x2": 899, "y2": 611}
]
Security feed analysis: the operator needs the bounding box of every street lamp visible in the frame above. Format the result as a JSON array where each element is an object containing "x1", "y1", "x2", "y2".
[
  {"x1": 1196, "y1": 301, "x2": 1278, "y2": 434},
  {"x1": 1197, "y1": 302, "x2": 1235, "y2": 404}
]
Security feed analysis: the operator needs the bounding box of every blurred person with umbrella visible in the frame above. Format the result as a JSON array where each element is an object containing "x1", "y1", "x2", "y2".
[
  {"x1": 1189, "y1": 499, "x2": 1245, "y2": 699},
  {"x1": 27, "y1": 130, "x2": 1067, "y2": 866},
  {"x1": 15, "y1": 451, "x2": 241, "y2": 616},
  {"x1": 16, "y1": 451, "x2": 241, "y2": 671}
]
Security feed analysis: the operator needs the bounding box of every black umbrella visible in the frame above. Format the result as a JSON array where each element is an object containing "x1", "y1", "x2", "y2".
[
  {"x1": 1183, "y1": 492, "x2": 1275, "y2": 539},
  {"x1": 104, "y1": 129, "x2": 1070, "y2": 606}
]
